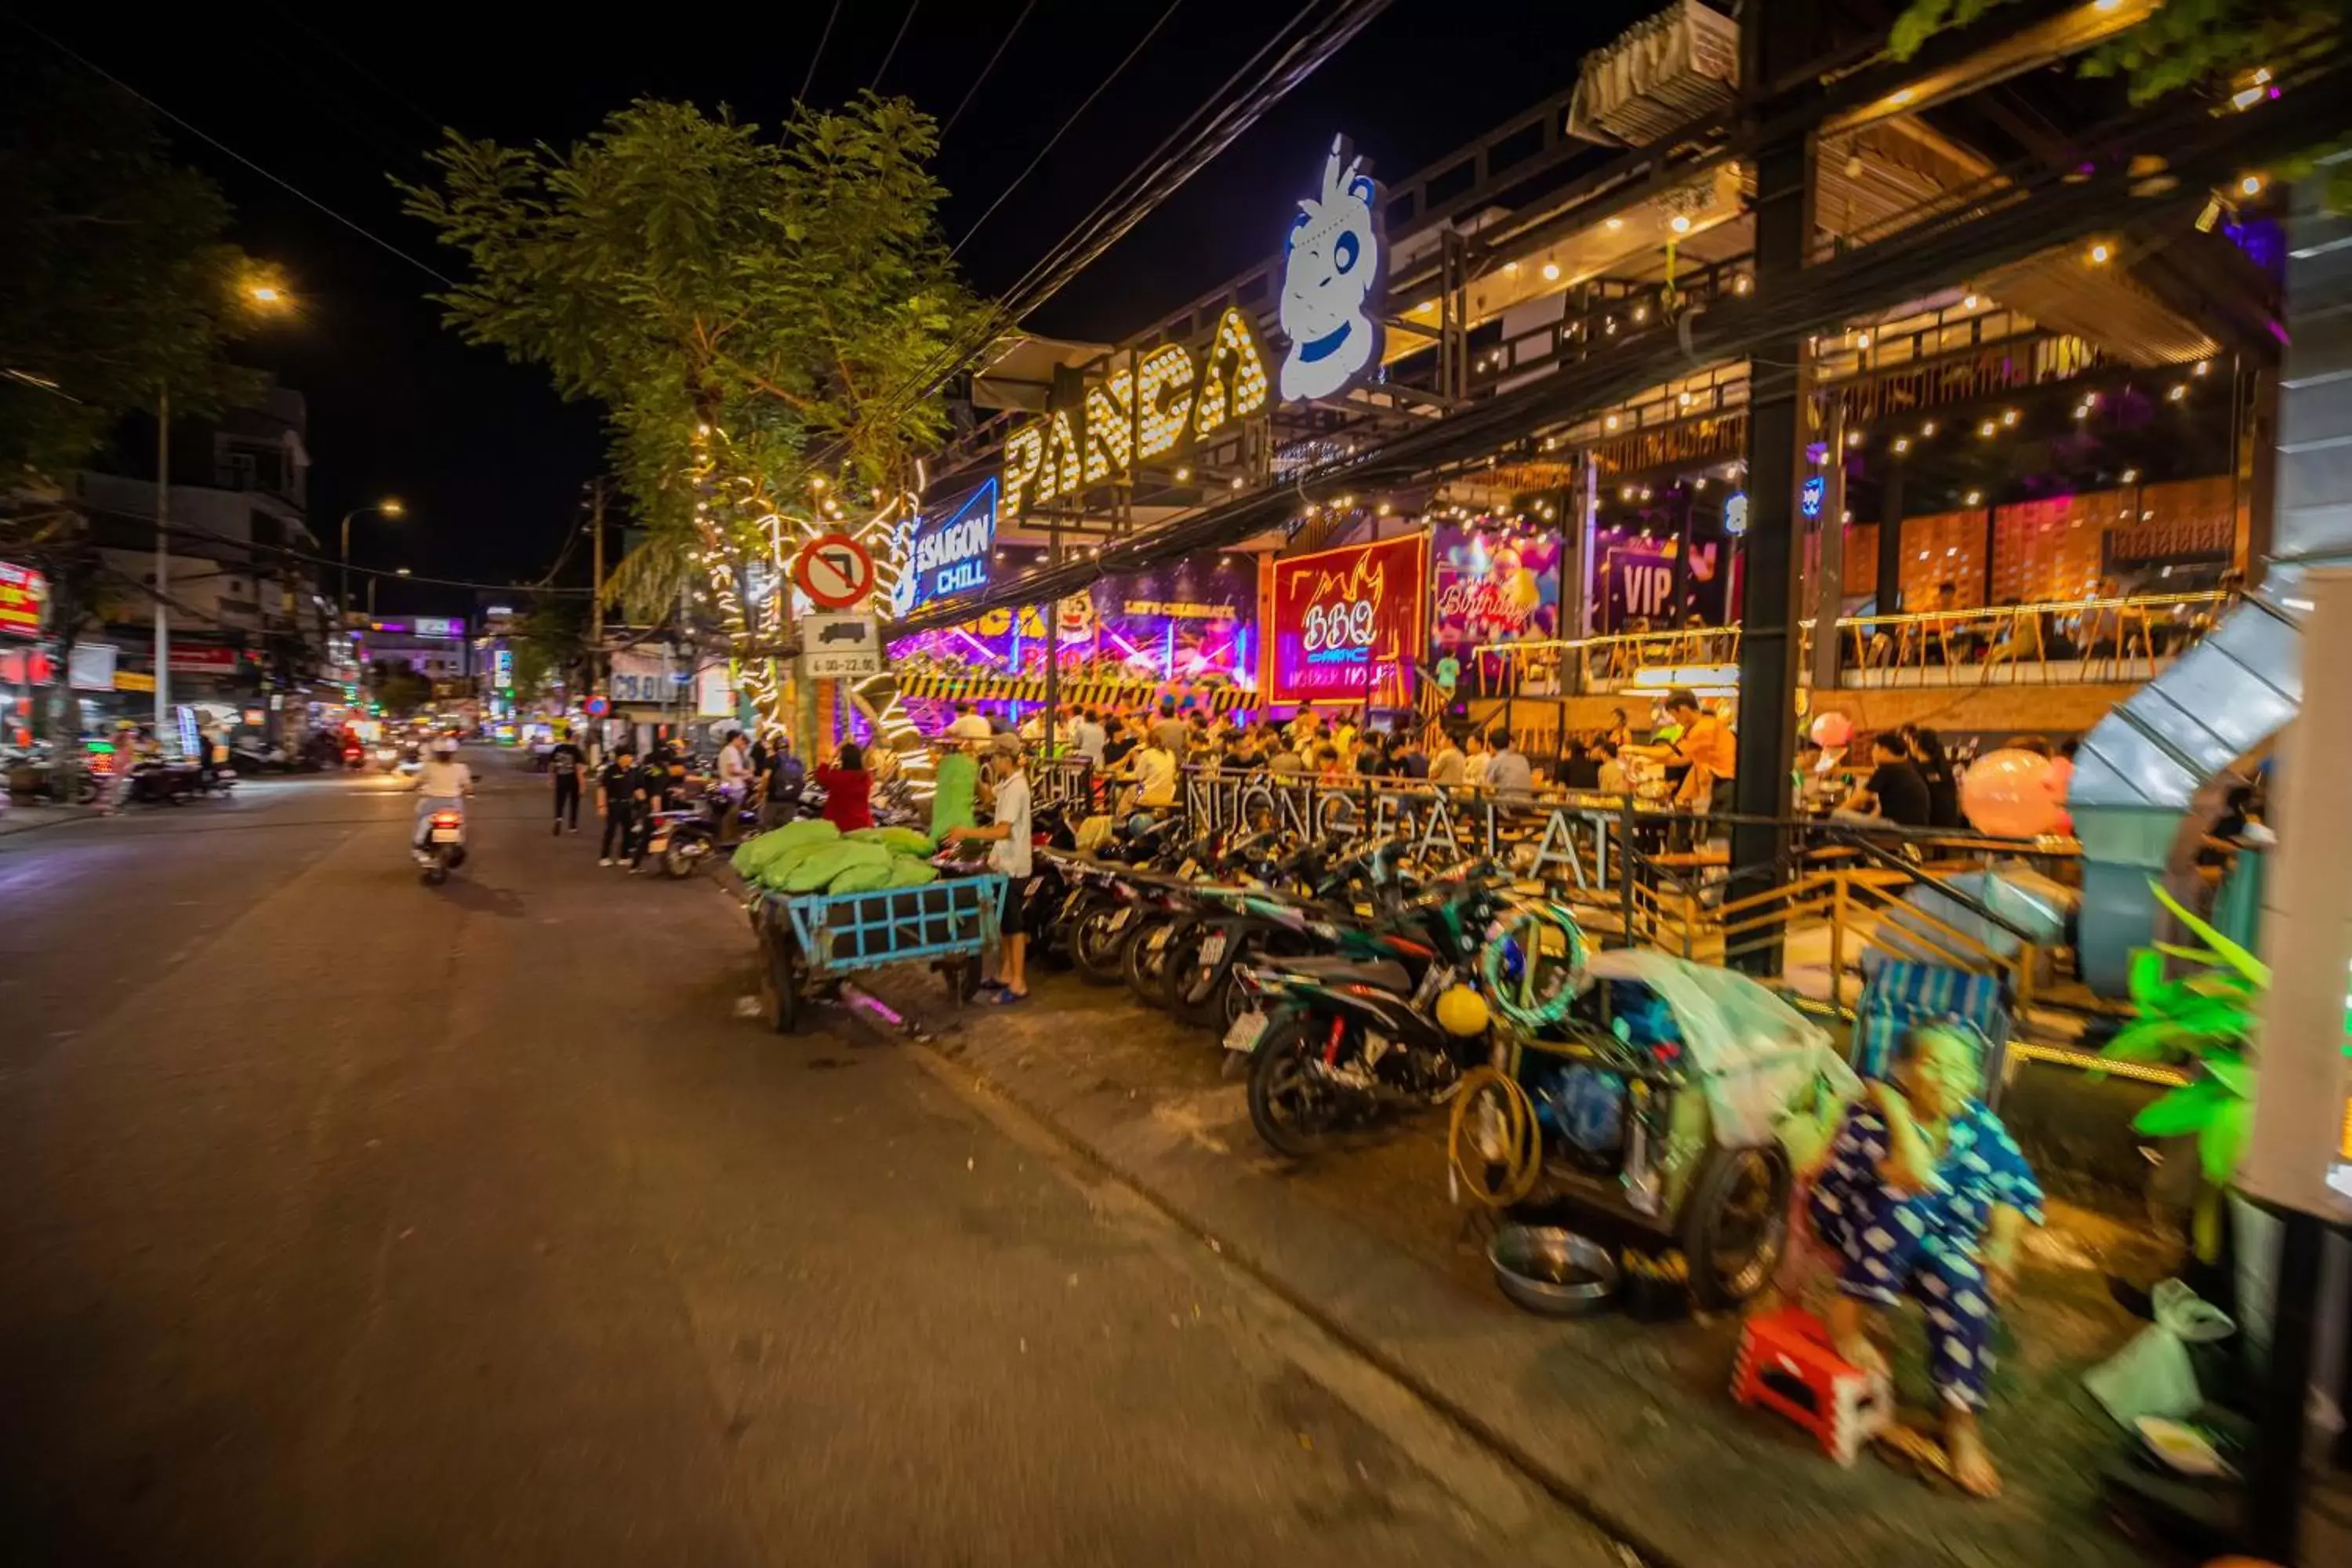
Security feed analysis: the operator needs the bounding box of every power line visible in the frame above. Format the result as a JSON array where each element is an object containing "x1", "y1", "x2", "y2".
[
  {"x1": 871, "y1": 0, "x2": 921, "y2": 93},
  {"x1": 799, "y1": 0, "x2": 844, "y2": 103},
  {"x1": 942, "y1": 0, "x2": 1034, "y2": 136},
  {"x1": 7, "y1": 16, "x2": 456, "y2": 289},
  {"x1": 952, "y1": 0, "x2": 1186, "y2": 258}
]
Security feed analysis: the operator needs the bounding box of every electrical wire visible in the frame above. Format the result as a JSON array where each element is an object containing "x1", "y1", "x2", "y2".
[
  {"x1": 951, "y1": 0, "x2": 1186, "y2": 259},
  {"x1": 808, "y1": 0, "x2": 1386, "y2": 475},
  {"x1": 799, "y1": 0, "x2": 844, "y2": 103},
  {"x1": 941, "y1": 0, "x2": 1034, "y2": 136},
  {"x1": 81, "y1": 505, "x2": 597, "y2": 596},
  {"x1": 6, "y1": 16, "x2": 457, "y2": 289},
  {"x1": 871, "y1": 0, "x2": 920, "y2": 93}
]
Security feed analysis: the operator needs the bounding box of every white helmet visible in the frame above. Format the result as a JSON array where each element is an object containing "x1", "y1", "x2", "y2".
[{"x1": 431, "y1": 738, "x2": 459, "y2": 758}]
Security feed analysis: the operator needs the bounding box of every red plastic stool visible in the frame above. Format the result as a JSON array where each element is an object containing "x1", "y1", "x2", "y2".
[{"x1": 1731, "y1": 1306, "x2": 1893, "y2": 1466}]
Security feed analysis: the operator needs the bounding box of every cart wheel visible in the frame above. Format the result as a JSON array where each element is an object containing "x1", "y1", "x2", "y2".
[
  {"x1": 941, "y1": 956, "x2": 983, "y2": 1004},
  {"x1": 760, "y1": 920, "x2": 804, "y2": 1035},
  {"x1": 1679, "y1": 1142, "x2": 1792, "y2": 1308}
]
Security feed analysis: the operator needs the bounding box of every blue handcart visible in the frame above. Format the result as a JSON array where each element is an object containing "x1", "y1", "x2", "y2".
[{"x1": 750, "y1": 871, "x2": 1007, "y2": 1033}]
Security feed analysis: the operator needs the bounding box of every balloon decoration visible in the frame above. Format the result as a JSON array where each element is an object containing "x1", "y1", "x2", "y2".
[
  {"x1": 1809, "y1": 711, "x2": 1853, "y2": 750},
  {"x1": 1959, "y1": 748, "x2": 2066, "y2": 837}
]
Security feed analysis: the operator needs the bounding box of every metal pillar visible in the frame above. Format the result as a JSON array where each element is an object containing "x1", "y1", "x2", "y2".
[
  {"x1": 1876, "y1": 458, "x2": 1907, "y2": 615},
  {"x1": 1811, "y1": 398, "x2": 1847, "y2": 689},
  {"x1": 1728, "y1": 126, "x2": 1817, "y2": 968}
]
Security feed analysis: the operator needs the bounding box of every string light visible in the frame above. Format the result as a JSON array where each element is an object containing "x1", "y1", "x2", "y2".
[
  {"x1": 1920, "y1": 419, "x2": 1937, "y2": 437},
  {"x1": 1978, "y1": 420, "x2": 1998, "y2": 438},
  {"x1": 2121, "y1": 467, "x2": 2140, "y2": 483},
  {"x1": 1541, "y1": 261, "x2": 1561, "y2": 281},
  {"x1": 2002, "y1": 408, "x2": 2019, "y2": 426},
  {"x1": 1893, "y1": 437, "x2": 1911, "y2": 454},
  {"x1": 2168, "y1": 383, "x2": 2188, "y2": 401},
  {"x1": 2087, "y1": 241, "x2": 2113, "y2": 266},
  {"x1": 1960, "y1": 293, "x2": 1980, "y2": 310}
]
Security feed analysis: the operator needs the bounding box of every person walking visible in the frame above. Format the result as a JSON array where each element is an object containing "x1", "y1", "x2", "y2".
[
  {"x1": 548, "y1": 726, "x2": 586, "y2": 834},
  {"x1": 596, "y1": 743, "x2": 642, "y2": 866},
  {"x1": 714, "y1": 728, "x2": 753, "y2": 843}
]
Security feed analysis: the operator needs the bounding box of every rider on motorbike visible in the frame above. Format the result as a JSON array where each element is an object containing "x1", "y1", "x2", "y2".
[{"x1": 408, "y1": 736, "x2": 474, "y2": 859}]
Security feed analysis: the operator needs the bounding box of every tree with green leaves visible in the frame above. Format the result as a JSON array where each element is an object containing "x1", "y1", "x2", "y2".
[
  {"x1": 0, "y1": 57, "x2": 272, "y2": 493},
  {"x1": 1893, "y1": 0, "x2": 2348, "y2": 142},
  {"x1": 399, "y1": 94, "x2": 979, "y2": 720},
  {"x1": 506, "y1": 598, "x2": 589, "y2": 705}
]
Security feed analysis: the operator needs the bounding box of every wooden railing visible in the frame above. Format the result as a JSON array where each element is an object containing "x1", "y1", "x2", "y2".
[{"x1": 1465, "y1": 589, "x2": 2234, "y2": 697}]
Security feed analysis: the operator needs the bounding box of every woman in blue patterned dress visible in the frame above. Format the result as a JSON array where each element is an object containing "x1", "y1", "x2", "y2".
[{"x1": 1809, "y1": 1023, "x2": 2043, "y2": 1497}]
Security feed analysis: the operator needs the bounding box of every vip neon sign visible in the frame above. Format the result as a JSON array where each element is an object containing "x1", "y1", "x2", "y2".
[{"x1": 1001, "y1": 307, "x2": 1272, "y2": 518}]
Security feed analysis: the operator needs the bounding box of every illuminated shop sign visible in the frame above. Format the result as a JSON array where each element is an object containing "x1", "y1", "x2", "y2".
[
  {"x1": 893, "y1": 479, "x2": 998, "y2": 615},
  {"x1": 492, "y1": 648, "x2": 514, "y2": 691},
  {"x1": 1278, "y1": 136, "x2": 1386, "y2": 403},
  {"x1": 1269, "y1": 535, "x2": 1425, "y2": 706},
  {"x1": 0, "y1": 559, "x2": 48, "y2": 638},
  {"x1": 1799, "y1": 475, "x2": 1826, "y2": 520},
  {"x1": 1001, "y1": 310, "x2": 1271, "y2": 518}
]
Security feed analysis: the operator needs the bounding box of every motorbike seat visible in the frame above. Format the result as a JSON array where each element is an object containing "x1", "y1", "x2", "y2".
[{"x1": 1268, "y1": 954, "x2": 1412, "y2": 991}]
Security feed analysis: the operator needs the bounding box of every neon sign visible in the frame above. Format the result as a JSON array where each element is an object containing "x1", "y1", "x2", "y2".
[
  {"x1": 1800, "y1": 475, "x2": 1825, "y2": 519},
  {"x1": 1001, "y1": 309, "x2": 1271, "y2": 517},
  {"x1": 1278, "y1": 136, "x2": 1386, "y2": 403},
  {"x1": 892, "y1": 479, "x2": 997, "y2": 616},
  {"x1": 1269, "y1": 535, "x2": 1425, "y2": 705}
]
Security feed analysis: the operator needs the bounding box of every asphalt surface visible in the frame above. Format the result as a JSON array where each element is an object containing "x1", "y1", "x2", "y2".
[{"x1": 0, "y1": 757, "x2": 1620, "y2": 1567}]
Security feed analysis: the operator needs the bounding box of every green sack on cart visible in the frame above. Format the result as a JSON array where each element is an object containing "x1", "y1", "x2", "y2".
[
  {"x1": 826, "y1": 859, "x2": 896, "y2": 894},
  {"x1": 848, "y1": 825, "x2": 938, "y2": 857},
  {"x1": 882, "y1": 855, "x2": 939, "y2": 887},
  {"x1": 777, "y1": 840, "x2": 891, "y2": 893}
]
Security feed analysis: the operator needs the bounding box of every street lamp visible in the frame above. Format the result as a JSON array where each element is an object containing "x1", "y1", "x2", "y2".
[{"x1": 340, "y1": 499, "x2": 405, "y2": 623}]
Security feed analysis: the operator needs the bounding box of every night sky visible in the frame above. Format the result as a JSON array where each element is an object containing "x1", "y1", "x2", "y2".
[{"x1": 18, "y1": 2, "x2": 1650, "y2": 618}]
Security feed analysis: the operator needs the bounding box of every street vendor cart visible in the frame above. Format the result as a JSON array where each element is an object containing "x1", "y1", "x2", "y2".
[{"x1": 749, "y1": 872, "x2": 1007, "y2": 1033}]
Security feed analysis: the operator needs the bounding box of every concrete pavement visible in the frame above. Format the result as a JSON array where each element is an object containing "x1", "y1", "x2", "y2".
[{"x1": 0, "y1": 758, "x2": 1621, "y2": 1566}]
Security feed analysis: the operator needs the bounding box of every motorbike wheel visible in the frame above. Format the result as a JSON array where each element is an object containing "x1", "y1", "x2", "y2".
[
  {"x1": 1070, "y1": 905, "x2": 1132, "y2": 986},
  {"x1": 421, "y1": 857, "x2": 448, "y2": 887},
  {"x1": 1123, "y1": 915, "x2": 1182, "y2": 1007},
  {"x1": 1160, "y1": 922, "x2": 1220, "y2": 1022},
  {"x1": 1247, "y1": 1012, "x2": 1341, "y2": 1159},
  {"x1": 662, "y1": 841, "x2": 699, "y2": 879},
  {"x1": 1171, "y1": 928, "x2": 1250, "y2": 1031},
  {"x1": 1678, "y1": 1142, "x2": 1793, "y2": 1308}
]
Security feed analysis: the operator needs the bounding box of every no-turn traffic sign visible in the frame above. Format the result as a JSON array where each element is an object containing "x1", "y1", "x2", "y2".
[{"x1": 793, "y1": 532, "x2": 876, "y2": 610}]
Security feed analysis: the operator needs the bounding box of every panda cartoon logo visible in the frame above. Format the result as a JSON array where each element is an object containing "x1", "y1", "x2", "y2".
[{"x1": 1279, "y1": 136, "x2": 1385, "y2": 403}]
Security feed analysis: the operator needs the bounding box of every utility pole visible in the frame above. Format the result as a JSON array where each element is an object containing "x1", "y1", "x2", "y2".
[
  {"x1": 154, "y1": 386, "x2": 172, "y2": 752},
  {"x1": 589, "y1": 477, "x2": 606, "y2": 698}
]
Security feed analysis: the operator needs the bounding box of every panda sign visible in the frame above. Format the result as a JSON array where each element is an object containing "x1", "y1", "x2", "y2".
[{"x1": 1278, "y1": 136, "x2": 1386, "y2": 404}]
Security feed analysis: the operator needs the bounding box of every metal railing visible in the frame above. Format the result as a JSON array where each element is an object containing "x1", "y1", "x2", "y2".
[{"x1": 1467, "y1": 589, "x2": 2233, "y2": 696}]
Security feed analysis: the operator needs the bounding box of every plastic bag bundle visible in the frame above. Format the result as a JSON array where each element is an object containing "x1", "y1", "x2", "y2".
[
  {"x1": 848, "y1": 825, "x2": 938, "y2": 857},
  {"x1": 2084, "y1": 1279, "x2": 2235, "y2": 1428}
]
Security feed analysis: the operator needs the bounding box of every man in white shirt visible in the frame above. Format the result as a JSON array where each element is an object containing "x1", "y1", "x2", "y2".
[
  {"x1": 1483, "y1": 727, "x2": 1534, "y2": 802},
  {"x1": 946, "y1": 702, "x2": 993, "y2": 742},
  {"x1": 944, "y1": 735, "x2": 1034, "y2": 1000},
  {"x1": 1069, "y1": 707, "x2": 1107, "y2": 765},
  {"x1": 1462, "y1": 731, "x2": 1490, "y2": 789},
  {"x1": 1427, "y1": 731, "x2": 1465, "y2": 786}
]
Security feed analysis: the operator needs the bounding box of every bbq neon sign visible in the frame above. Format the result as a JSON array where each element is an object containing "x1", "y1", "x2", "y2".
[{"x1": 1269, "y1": 534, "x2": 1426, "y2": 705}]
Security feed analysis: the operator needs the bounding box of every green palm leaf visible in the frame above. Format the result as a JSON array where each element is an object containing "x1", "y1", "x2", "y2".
[{"x1": 2150, "y1": 881, "x2": 2270, "y2": 989}]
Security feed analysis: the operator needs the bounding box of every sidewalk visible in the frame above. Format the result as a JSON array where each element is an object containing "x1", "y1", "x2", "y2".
[
  {"x1": 866, "y1": 967, "x2": 2172, "y2": 1568},
  {"x1": 0, "y1": 802, "x2": 98, "y2": 838}
]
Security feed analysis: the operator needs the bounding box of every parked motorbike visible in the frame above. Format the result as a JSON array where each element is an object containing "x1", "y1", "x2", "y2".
[
  {"x1": 1233, "y1": 860, "x2": 1512, "y2": 1159},
  {"x1": 1159, "y1": 840, "x2": 1422, "y2": 1030}
]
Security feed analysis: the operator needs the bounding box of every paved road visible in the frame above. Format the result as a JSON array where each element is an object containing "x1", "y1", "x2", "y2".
[{"x1": 0, "y1": 758, "x2": 1617, "y2": 1567}]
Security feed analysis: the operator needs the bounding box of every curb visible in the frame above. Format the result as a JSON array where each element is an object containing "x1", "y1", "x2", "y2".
[{"x1": 855, "y1": 975, "x2": 1669, "y2": 1568}]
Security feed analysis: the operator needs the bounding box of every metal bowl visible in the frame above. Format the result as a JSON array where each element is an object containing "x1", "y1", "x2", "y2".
[{"x1": 1487, "y1": 1225, "x2": 1620, "y2": 1317}]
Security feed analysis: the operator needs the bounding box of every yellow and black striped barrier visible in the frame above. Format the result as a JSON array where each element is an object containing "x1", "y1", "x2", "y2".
[{"x1": 891, "y1": 672, "x2": 1261, "y2": 712}]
